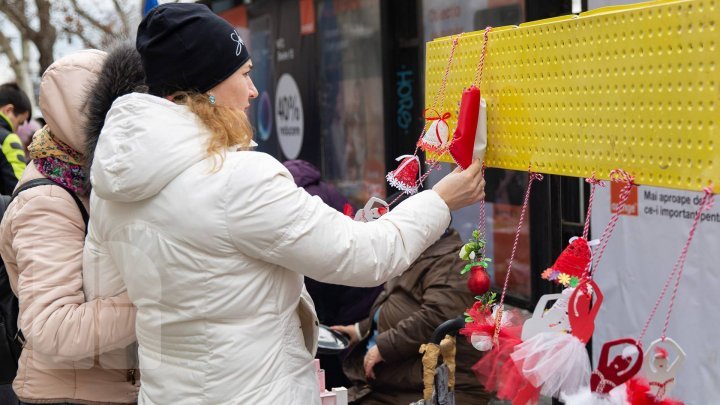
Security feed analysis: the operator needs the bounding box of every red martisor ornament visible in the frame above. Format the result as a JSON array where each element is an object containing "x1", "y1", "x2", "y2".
[
  {"x1": 449, "y1": 85, "x2": 481, "y2": 169},
  {"x1": 591, "y1": 338, "x2": 643, "y2": 394},
  {"x1": 418, "y1": 110, "x2": 451, "y2": 154},
  {"x1": 551, "y1": 237, "x2": 592, "y2": 280},
  {"x1": 626, "y1": 377, "x2": 685, "y2": 405},
  {"x1": 467, "y1": 265, "x2": 491, "y2": 295},
  {"x1": 386, "y1": 155, "x2": 421, "y2": 194},
  {"x1": 343, "y1": 203, "x2": 355, "y2": 218}
]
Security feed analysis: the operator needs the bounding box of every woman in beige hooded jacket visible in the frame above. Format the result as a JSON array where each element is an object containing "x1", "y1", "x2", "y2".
[{"x1": 0, "y1": 50, "x2": 138, "y2": 404}]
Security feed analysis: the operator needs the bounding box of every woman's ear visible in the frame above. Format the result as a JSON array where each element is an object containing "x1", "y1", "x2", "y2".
[{"x1": 165, "y1": 91, "x2": 184, "y2": 102}]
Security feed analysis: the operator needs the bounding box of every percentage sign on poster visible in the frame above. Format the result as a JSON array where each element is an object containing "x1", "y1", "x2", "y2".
[
  {"x1": 291, "y1": 96, "x2": 299, "y2": 120},
  {"x1": 275, "y1": 73, "x2": 304, "y2": 159},
  {"x1": 278, "y1": 95, "x2": 301, "y2": 121}
]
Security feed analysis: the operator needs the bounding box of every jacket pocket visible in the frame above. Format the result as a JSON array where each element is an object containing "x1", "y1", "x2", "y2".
[{"x1": 297, "y1": 292, "x2": 319, "y2": 356}]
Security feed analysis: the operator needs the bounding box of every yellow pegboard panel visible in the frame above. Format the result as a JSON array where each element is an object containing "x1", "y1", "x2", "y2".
[{"x1": 425, "y1": 0, "x2": 720, "y2": 192}]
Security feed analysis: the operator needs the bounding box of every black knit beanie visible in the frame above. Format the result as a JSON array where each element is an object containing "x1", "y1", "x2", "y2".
[{"x1": 136, "y1": 3, "x2": 251, "y2": 97}]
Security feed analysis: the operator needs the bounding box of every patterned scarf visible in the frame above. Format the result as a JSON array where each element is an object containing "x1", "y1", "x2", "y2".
[{"x1": 28, "y1": 126, "x2": 86, "y2": 194}]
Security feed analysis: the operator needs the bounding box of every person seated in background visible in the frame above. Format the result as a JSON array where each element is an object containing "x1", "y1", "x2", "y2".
[
  {"x1": 283, "y1": 159, "x2": 384, "y2": 388},
  {"x1": 332, "y1": 192, "x2": 492, "y2": 404},
  {"x1": 0, "y1": 82, "x2": 31, "y2": 194}
]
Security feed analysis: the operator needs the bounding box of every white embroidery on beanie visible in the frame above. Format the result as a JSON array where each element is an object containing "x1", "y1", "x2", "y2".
[{"x1": 231, "y1": 30, "x2": 244, "y2": 56}]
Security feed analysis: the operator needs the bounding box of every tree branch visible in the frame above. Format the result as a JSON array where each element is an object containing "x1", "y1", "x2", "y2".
[
  {"x1": 34, "y1": 0, "x2": 57, "y2": 74},
  {"x1": 111, "y1": 0, "x2": 130, "y2": 36},
  {"x1": 0, "y1": 0, "x2": 38, "y2": 42},
  {"x1": 62, "y1": 25, "x2": 100, "y2": 50},
  {"x1": 0, "y1": 28, "x2": 22, "y2": 81},
  {"x1": 67, "y1": 0, "x2": 114, "y2": 36}
]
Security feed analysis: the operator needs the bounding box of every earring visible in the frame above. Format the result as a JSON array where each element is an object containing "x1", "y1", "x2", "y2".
[{"x1": 208, "y1": 94, "x2": 216, "y2": 105}]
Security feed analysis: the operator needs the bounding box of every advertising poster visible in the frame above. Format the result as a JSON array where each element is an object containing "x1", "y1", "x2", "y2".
[
  {"x1": 317, "y1": 0, "x2": 385, "y2": 206},
  {"x1": 592, "y1": 185, "x2": 720, "y2": 403},
  {"x1": 269, "y1": 0, "x2": 320, "y2": 165},
  {"x1": 247, "y1": 14, "x2": 279, "y2": 156},
  {"x1": 422, "y1": 0, "x2": 524, "y2": 42}
]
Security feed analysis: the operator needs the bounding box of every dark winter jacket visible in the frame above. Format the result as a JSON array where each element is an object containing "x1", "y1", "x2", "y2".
[
  {"x1": 343, "y1": 231, "x2": 492, "y2": 405},
  {"x1": 0, "y1": 114, "x2": 27, "y2": 195},
  {"x1": 283, "y1": 159, "x2": 349, "y2": 213}
]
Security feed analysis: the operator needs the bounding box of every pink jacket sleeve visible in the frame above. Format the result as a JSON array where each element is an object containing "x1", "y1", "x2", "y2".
[{"x1": 9, "y1": 190, "x2": 136, "y2": 360}]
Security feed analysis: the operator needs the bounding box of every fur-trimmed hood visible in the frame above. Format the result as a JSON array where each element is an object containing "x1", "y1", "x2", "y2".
[
  {"x1": 83, "y1": 41, "x2": 145, "y2": 192},
  {"x1": 40, "y1": 50, "x2": 106, "y2": 153}
]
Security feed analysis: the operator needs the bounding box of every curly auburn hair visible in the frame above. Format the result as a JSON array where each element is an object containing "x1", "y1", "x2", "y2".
[{"x1": 172, "y1": 91, "x2": 253, "y2": 169}]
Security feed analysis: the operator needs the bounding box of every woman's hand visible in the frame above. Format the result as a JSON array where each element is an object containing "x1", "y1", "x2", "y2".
[
  {"x1": 363, "y1": 346, "x2": 384, "y2": 380},
  {"x1": 432, "y1": 159, "x2": 485, "y2": 211},
  {"x1": 330, "y1": 324, "x2": 359, "y2": 346}
]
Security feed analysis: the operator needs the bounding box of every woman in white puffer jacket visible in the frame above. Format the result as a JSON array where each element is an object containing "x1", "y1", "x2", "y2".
[{"x1": 82, "y1": 4, "x2": 485, "y2": 405}]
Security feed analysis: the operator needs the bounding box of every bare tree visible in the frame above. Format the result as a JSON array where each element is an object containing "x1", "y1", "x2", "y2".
[
  {"x1": 0, "y1": 26, "x2": 33, "y2": 104},
  {"x1": 0, "y1": 0, "x2": 136, "y2": 81},
  {"x1": 0, "y1": 0, "x2": 56, "y2": 76},
  {"x1": 62, "y1": 0, "x2": 134, "y2": 49},
  {"x1": 0, "y1": 27, "x2": 23, "y2": 84}
]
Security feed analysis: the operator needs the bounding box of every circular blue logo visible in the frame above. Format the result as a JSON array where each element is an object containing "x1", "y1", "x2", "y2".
[{"x1": 257, "y1": 91, "x2": 273, "y2": 141}]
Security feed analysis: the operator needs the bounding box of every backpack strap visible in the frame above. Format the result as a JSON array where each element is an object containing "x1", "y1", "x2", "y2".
[
  {"x1": 0, "y1": 195, "x2": 11, "y2": 217},
  {"x1": 2, "y1": 180, "x2": 88, "y2": 355},
  {"x1": 11, "y1": 178, "x2": 89, "y2": 235}
]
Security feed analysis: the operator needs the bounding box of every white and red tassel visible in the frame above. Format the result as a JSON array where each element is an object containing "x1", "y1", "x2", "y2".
[{"x1": 386, "y1": 154, "x2": 421, "y2": 195}]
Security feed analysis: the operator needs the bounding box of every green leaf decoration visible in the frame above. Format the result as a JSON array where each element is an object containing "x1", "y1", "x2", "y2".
[
  {"x1": 569, "y1": 276, "x2": 580, "y2": 288},
  {"x1": 476, "y1": 291, "x2": 497, "y2": 306}
]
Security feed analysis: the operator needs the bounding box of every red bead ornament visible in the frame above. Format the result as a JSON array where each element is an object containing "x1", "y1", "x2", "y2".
[
  {"x1": 449, "y1": 85, "x2": 481, "y2": 169},
  {"x1": 467, "y1": 265, "x2": 491, "y2": 295}
]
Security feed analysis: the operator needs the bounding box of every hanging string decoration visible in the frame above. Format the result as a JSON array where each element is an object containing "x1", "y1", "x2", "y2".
[
  {"x1": 542, "y1": 175, "x2": 604, "y2": 286},
  {"x1": 507, "y1": 170, "x2": 634, "y2": 403},
  {"x1": 387, "y1": 34, "x2": 462, "y2": 195},
  {"x1": 459, "y1": 229, "x2": 493, "y2": 295},
  {"x1": 461, "y1": 168, "x2": 543, "y2": 404},
  {"x1": 625, "y1": 187, "x2": 715, "y2": 404}
]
